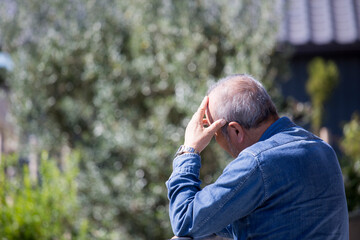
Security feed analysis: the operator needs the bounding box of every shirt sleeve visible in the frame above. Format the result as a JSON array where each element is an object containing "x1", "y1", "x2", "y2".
[{"x1": 166, "y1": 151, "x2": 265, "y2": 238}]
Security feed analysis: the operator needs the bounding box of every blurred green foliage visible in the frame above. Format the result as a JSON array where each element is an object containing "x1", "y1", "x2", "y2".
[
  {"x1": 0, "y1": 152, "x2": 88, "y2": 239},
  {"x1": 341, "y1": 114, "x2": 360, "y2": 211},
  {"x1": 306, "y1": 57, "x2": 339, "y2": 134},
  {"x1": 0, "y1": 0, "x2": 282, "y2": 238}
]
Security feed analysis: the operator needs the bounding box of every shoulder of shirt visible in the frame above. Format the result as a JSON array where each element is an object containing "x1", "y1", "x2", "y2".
[{"x1": 241, "y1": 124, "x2": 322, "y2": 158}]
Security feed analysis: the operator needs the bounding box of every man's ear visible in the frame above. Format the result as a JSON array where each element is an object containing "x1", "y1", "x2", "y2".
[{"x1": 228, "y1": 121, "x2": 244, "y2": 143}]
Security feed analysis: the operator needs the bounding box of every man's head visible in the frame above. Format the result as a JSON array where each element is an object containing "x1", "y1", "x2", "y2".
[{"x1": 206, "y1": 74, "x2": 278, "y2": 157}]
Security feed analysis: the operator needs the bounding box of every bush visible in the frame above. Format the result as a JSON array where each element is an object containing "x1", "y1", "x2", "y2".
[
  {"x1": 341, "y1": 113, "x2": 360, "y2": 211},
  {"x1": 0, "y1": 152, "x2": 88, "y2": 240}
]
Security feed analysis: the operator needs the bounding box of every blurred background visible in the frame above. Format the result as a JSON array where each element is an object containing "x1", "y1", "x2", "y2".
[{"x1": 0, "y1": 0, "x2": 359, "y2": 239}]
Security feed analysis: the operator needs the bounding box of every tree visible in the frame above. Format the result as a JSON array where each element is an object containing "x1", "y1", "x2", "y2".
[
  {"x1": 0, "y1": 0, "x2": 281, "y2": 238},
  {"x1": 306, "y1": 57, "x2": 339, "y2": 134}
]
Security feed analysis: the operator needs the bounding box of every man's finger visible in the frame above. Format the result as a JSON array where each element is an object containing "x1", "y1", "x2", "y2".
[
  {"x1": 207, "y1": 119, "x2": 226, "y2": 134},
  {"x1": 196, "y1": 96, "x2": 209, "y2": 122}
]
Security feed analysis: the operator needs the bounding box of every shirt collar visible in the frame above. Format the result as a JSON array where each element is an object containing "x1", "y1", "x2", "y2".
[{"x1": 259, "y1": 117, "x2": 296, "y2": 142}]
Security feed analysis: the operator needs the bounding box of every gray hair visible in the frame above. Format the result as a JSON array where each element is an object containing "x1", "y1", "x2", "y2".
[{"x1": 208, "y1": 74, "x2": 277, "y2": 136}]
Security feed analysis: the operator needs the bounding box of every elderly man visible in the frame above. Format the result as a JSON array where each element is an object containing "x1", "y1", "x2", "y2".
[{"x1": 166, "y1": 74, "x2": 349, "y2": 239}]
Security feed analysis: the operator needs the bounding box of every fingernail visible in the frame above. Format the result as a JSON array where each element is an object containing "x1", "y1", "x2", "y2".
[{"x1": 221, "y1": 119, "x2": 226, "y2": 125}]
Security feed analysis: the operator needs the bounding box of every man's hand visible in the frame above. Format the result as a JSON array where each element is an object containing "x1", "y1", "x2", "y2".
[{"x1": 184, "y1": 96, "x2": 226, "y2": 153}]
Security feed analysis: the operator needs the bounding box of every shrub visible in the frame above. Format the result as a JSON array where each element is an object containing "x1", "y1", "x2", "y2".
[
  {"x1": 340, "y1": 113, "x2": 360, "y2": 211},
  {"x1": 0, "y1": 152, "x2": 88, "y2": 240}
]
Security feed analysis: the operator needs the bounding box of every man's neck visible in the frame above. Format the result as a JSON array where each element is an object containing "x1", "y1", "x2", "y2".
[{"x1": 244, "y1": 115, "x2": 279, "y2": 146}]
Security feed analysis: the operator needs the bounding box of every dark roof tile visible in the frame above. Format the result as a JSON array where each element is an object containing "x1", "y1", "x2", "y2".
[{"x1": 279, "y1": 0, "x2": 360, "y2": 45}]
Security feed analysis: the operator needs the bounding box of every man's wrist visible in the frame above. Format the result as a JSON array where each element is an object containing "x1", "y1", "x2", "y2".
[{"x1": 175, "y1": 145, "x2": 200, "y2": 157}]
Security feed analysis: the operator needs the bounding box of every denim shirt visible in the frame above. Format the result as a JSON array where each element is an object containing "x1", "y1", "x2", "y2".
[{"x1": 166, "y1": 117, "x2": 349, "y2": 239}]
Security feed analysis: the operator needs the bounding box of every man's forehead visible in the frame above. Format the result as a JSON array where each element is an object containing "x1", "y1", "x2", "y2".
[{"x1": 208, "y1": 90, "x2": 220, "y2": 108}]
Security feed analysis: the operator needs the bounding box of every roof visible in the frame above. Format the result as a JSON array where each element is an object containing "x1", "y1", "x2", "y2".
[{"x1": 277, "y1": 0, "x2": 360, "y2": 52}]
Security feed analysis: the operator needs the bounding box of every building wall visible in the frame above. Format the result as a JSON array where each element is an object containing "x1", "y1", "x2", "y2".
[{"x1": 281, "y1": 53, "x2": 360, "y2": 138}]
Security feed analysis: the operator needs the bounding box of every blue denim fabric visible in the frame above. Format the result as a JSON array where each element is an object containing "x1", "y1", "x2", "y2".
[{"x1": 166, "y1": 117, "x2": 349, "y2": 239}]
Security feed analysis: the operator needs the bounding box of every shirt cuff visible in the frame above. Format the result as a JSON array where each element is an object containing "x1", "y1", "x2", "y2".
[{"x1": 171, "y1": 153, "x2": 201, "y2": 178}]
